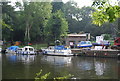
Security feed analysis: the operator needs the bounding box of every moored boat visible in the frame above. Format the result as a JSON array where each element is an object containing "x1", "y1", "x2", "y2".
[
  {"x1": 77, "y1": 41, "x2": 92, "y2": 48},
  {"x1": 6, "y1": 46, "x2": 19, "y2": 54},
  {"x1": 41, "y1": 45, "x2": 73, "y2": 56},
  {"x1": 16, "y1": 46, "x2": 36, "y2": 54}
]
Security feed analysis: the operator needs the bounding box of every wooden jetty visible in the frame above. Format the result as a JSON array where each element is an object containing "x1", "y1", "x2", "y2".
[{"x1": 72, "y1": 49, "x2": 120, "y2": 58}]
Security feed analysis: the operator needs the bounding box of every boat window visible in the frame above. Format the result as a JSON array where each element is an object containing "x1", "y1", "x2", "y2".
[
  {"x1": 18, "y1": 49, "x2": 22, "y2": 51},
  {"x1": 29, "y1": 48, "x2": 33, "y2": 51},
  {"x1": 80, "y1": 41, "x2": 85, "y2": 44},
  {"x1": 25, "y1": 48, "x2": 27, "y2": 51},
  {"x1": 87, "y1": 41, "x2": 91, "y2": 44}
]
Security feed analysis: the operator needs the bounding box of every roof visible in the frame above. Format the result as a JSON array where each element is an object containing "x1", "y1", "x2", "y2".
[
  {"x1": 67, "y1": 34, "x2": 87, "y2": 37},
  {"x1": 7, "y1": 46, "x2": 19, "y2": 51},
  {"x1": 23, "y1": 46, "x2": 34, "y2": 48}
]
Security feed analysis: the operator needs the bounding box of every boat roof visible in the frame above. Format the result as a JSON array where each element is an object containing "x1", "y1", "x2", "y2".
[
  {"x1": 7, "y1": 46, "x2": 19, "y2": 51},
  {"x1": 23, "y1": 46, "x2": 34, "y2": 48}
]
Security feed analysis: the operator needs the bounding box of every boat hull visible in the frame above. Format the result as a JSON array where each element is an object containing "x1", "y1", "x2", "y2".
[
  {"x1": 16, "y1": 51, "x2": 36, "y2": 55},
  {"x1": 42, "y1": 49, "x2": 73, "y2": 56},
  {"x1": 5, "y1": 50, "x2": 16, "y2": 54}
]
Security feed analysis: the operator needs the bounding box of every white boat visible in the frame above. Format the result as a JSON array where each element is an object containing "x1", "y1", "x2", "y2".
[
  {"x1": 16, "y1": 46, "x2": 36, "y2": 54},
  {"x1": 41, "y1": 45, "x2": 73, "y2": 56},
  {"x1": 6, "y1": 46, "x2": 19, "y2": 54}
]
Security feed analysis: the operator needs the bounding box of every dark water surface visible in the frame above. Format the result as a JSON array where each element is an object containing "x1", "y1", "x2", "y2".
[{"x1": 2, "y1": 53, "x2": 120, "y2": 79}]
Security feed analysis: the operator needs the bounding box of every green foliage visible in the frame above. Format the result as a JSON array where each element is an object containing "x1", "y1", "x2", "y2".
[
  {"x1": 52, "y1": 1, "x2": 64, "y2": 13},
  {"x1": 23, "y1": 2, "x2": 52, "y2": 42},
  {"x1": 54, "y1": 74, "x2": 73, "y2": 80},
  {"x1": 35, "y1": 69, "x2": 73, "y2": 81},
  {"x1": 35, "y1": 70, "x2": 50, "y2": 81},
  {"x1": 45, "y1": 10, "x2": 68, "y2": 42},
  {"x1": 103, "y1": 34, "x2": 111, "y2": 40},
  {"x1": 2, "y1": 0, "x2": 118, "y2": 42},
  {"x1": 1, "y1": 20, "x2": 13, "y2": 31},
  {"x1": 92, "y1": 0, "x2": 120, "y2": 26},
  {"x1": 2, "y1": 2, "x2": 15, "y2": 40}
]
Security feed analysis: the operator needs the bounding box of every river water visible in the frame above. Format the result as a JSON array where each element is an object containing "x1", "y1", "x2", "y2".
[{"x1": 2, "y1": 53, "x2": 120, "y2": 79}]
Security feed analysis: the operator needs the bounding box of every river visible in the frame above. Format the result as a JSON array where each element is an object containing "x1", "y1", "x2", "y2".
[{"x1": 2, "y1": 53, "x2": 120, "y2": 79}]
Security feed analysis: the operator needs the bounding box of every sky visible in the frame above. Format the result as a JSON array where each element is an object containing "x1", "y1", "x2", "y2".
[
  {"x1": 7, "y1": 0, "x2": 119, "y2": 8},
  {"x1": 63, "y1": 0, "x2": 93, "y2": 7}
]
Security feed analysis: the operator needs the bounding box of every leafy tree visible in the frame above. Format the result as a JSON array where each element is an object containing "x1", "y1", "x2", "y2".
[
  {"x1": 92, "y1": 0, "x2": 120, "y2": 26},
  {"x1": 45, "y1": 10, "x2": 68, "y2": 43},
  {"x1": 22, "y1": 2, "x2": 52, "y2": 43},
  {"x1": 62, "y1": 0, "x2": 118, "y2": 37},
  {"x1": 1, "y1": 2, "x2": 15, "y2": 41},
  {"x1": 52, "y1": 0, "x2": 64, "y2": 13},
  {"x1": 91, "y1": 0, "x2": 120, "y2": 37}
]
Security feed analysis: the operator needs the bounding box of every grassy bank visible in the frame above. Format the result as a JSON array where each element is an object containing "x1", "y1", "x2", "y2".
[
  {"x1": 3, "y1": 43, "x2": 47, "y2": 50},
  {"x1": 31, "y1": 43, "x2": 47, "y2": 49}
]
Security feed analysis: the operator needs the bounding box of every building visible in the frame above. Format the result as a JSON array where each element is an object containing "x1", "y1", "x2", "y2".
[{"x1": 62, "y1": 33, "x2": 90, "y2": 47}]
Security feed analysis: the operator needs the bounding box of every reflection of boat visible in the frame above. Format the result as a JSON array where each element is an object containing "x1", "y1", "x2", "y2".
[
  {"x1": 6, "y1": 46, "x2": 19, "y2": 54},
  {"x1": 95, "y1": 61, "x2": 106, "y2": 76},
  {"x1": 5, "y1": 53, "x2": 35, "y2": 63},
  {"x1": 0, "y1": 47, "x2": 2, "y2": 52},
  {"x1": 42, "y1": 55, "x2": 72, "y2": 66},
  {"x1": 42, "y1": 45, "x2": 73, "y2": 56},
  {"x1": 18, "y1": 55, "x2": 35, "y2": 63},
  {"x1": 16, "y1": 46, "x2": 36, "y2": 55},
  {"x1": 77, "y1": 41, "x2": 92, "y2": 48}
]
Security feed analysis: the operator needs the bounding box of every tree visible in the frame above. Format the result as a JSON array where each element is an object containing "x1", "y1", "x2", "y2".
[
  {"x1": 91, "y1": 0, "x2": 120, "y2": 26},
  {"x1": 91, "y1": 0, "x2": 120, "y2": 37},
  {"x1": 22, "y1": 2, "x2": 52, "y2": 43},
  {"x1": 52, "y1": 0, "x2": 64, "y2": 13},
  {"x1": 1, "y1": 2, "x2": 15, "y2": 41},
  {"x1": 45, "y1": 10, "x2": 68, "y2": 43}
]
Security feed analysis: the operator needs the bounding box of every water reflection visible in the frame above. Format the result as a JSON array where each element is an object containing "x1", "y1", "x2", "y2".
[
  {"x1": 5, "y1": 53, "x2": 36, "y2": 64},
  {"x1": 77, "y1": 61, "x2": 92, "y2": 71},
  {"x1": 71, "y1": 57, "x2": 118, "y2": 79},
  {"x1": 3, "y1": 53, "x2": 119, "y2": 79},
  {"x1": 95, "y1": 61, "x2": 106, "y2": 76},
  {"x1": 41, "y1": 55, "x2": 72, "y2": 67},
  {"x1": 5, "y1": 53, "x2": 17, "y2": 62},
  {"x1": 17, "y1": 55, "x2": 35, "y2": 64}
]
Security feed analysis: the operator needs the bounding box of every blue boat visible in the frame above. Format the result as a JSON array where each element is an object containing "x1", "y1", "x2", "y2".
[
  {"x1": 77, "y1": 41, "x2": 92, "y2": 48},
  {"x1": 6, "y1": 46, "x2": 19, "y2": 54}
]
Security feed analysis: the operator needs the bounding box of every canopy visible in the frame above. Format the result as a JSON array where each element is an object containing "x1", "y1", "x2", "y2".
[
  {"x1": 55, "y1": 45, "x2": 69, "y2": 50},
  {"x1": 7, "y1": 46, "x2": 19, "y2": 51}
]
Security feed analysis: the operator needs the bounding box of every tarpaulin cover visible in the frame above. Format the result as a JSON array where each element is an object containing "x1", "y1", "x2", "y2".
[
  {"x1": 55, "y1": 45, "x2": 65, "y2": 50},
  {"x1": 7, "y1": 46, "x2": 19, "y2": 51}
]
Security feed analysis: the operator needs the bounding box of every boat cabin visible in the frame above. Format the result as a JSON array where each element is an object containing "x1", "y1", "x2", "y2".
[
  {"x1": 23, "y1": 46, "x2": 34, "y2": 52},
  {"x1": 16, "y1": 46, "x2": 35, "y2": 54}
]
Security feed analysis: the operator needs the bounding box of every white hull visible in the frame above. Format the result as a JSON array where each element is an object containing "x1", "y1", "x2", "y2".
[
  {"x1": 6, "y1": 50, "x2": 16, "y2": 54},
  {"x1": 16, "y1": 51, "x2": 36, "y2": 55},
  {"x1": 42, "y1": 49, "x2": 73, "y2": 56}
]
